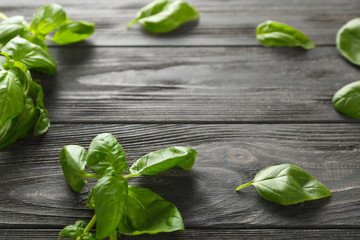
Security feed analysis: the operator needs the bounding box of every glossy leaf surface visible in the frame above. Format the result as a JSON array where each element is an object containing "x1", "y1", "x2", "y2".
[
  {"x1": 93, "y1": 175, "x2": 128, "y2": 239},
  {"x1": 30, "y1": 81, "x2": 50, "y2": 135},
  {"x1": 117, "y1": 186, "x2": 184, "y2": 235},
  {"x1": 130, "y1": 146, "x2": 197, "y2": 175},
  {"x1": 336, "y1": 18, "x2": 360, "y2": 66},
  {"x1": 332, "y1": 80, "x2": 360, "y2": 118},
  {"x1": 53, "y1": 21, "x2": 95, "y2": 45},
  {"x1": 256, "y1": 21, "x2": 315, "y2": 50},
  {"x1": 127, "y1": 0, "x2": 199, "y2": 33},
  {"x1": 60, "y1": 145, "x2": 88, "y2": 192},
  {"x1": 30, "y1": 4, "x2": 66, "y2": 36},
  {"x1": 0, "y1": 16, "x2": 27, "y2": 47},
  {"x1": 236, "y1": 163, "x2": 331, "y2": 205}
]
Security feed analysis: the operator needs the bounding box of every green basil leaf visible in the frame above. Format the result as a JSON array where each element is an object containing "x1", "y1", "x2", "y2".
[
  {"x1": 127, "y1": 0, "x2": 199, "y2": 34},
  {"x1": 8, "y1": 60, "x2": 32, "y2": 96},
  {"x1": 117, "y1": 186, "x2": 184, "y2": 235},
  {"x1": 86, "y1": 188, "x2": 95, "y2": 209},
  {"x1": 30, "y1": 82, "x2": 50, "y2": 135},
  {"x1": 93, "y1": 175, "x2": 128, "y2": 239},
  {"x1": 129, "y1": 146, "x2": 197, "y2": 175},
  {"x1": 332, "y1": 80, "x2": 360, "y2": 118},
  {"x1": 336, "y1": 18, "x2": 360, "y2": 66},
  {"x1": 30, "y1": 4, "x2": 67, "y2": 36},
  {"x1": 0, "y1": 97, "x2": 38, "y2": 149},
  {"x1": 86, "y1": 133, "x2": 128, "y2": 176},
  {"x1": 236, "y1": 163, "x2": 332, "y2": 205},
  {"x1": 21, "y1": 34, "x2": 49, "y2": 51},
  {"x1": 52, "y1": 21, "x2": 95, "y2": 45},
  {"x1": 2, "y1": 37, "x2": 57, "y2": 74},
  {"x1": 58, "y1": 224, "x2": 83, "y2": 239},
  {"x1": 82, "y1": 232, "x2": 96, "y2": 240},
  {"x1": 60, "y1": 145, "x2": 88, "y2": 192},
  {"x1": 256, "y1": 21, "x2": 315, "y2": 50},
  {"x1": 0, "y1": 16, "x2": 27, "y2": 47},
  {"x1": 0, "y1": 69, "x2": 24, "y2": 128},
  {"x1": 74, "y1": 220, "x2": 87, "y2": 229}
]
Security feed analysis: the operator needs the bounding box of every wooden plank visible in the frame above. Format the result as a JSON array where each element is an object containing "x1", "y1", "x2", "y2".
[
  {"x1": 38, "y1": 46, "x2": 360, "y2": 123},
  {"x1": 1, "y1": 229, "x2": 360, "y2": 240},
  {"x1": 1, "y1": 123, "x2": 360, "y2": 228},
  {"x1": 1, "y1": 0, "x2": 358, "y2": 46}
]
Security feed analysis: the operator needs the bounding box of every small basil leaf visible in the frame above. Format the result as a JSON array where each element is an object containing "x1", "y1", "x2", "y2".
[
  {"x1": 332, "y1": 80, "x2": 360, "y2": 118},
  {"x1": 117, "y1": 186, "x2": 184, "y2": 235},
  {"x1": 8, "y1": 60, "x2": 32, "y2": 96},
  {"x1": 0, "y1": 16, "x2": 27, "y2": 47},
  {"x1": 336, "y1": 18, "x2": 360, "y2": 66},
  {"x1": 82, "y1": 232, "x2": 96, "y2": 240},
  {"x1": 0, "y1": 97, "x2": 38, "y2": 149},
  {"x1": 93, "y1": 175, "x2": 128, "y2": 239},
  {"x1": 127, "y1": 0, "x2": 200, "y2": 34},
  {"x1": 86, "y1": 188, "x2": 95, "y2": 209},
  {"x1": 236, "y1": 163, "x2": 331, "y2": 205},
  {"x1": 86, "y1": 133, "x2": 128, "y2": 176},
  {"x1": 129, "y1": 146, "x2": 197, "y2": 175},
  {"x1": 0, "y1": 69, "x2": 24, "y2": 128},
  {"x1": 256, "y1": 21, "x2": 315, "y2": 50},
  {"x1": 30, "y1": 81, "x2": 50, "y2": 135},
  {"x1": 52, "y1": 21, "x2": 95, "y2": 45},
  {"x1": 60, "y1": 145, "x2": 88, "y2": 192},
  {"x1": 74, "y1": 220, "x2": 87, "y2": 229},
  {"x1": 30, "y1": 4, "x2": 67, "y2": 36},
  {"x1": 2, "y1": 37, "x2": 57, "y2": 74},
  {"x1": 58, "y1": 224, "x2": 83, "y2": 239}
]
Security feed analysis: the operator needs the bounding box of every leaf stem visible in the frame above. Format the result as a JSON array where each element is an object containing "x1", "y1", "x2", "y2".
[
  {"x1": 84, "y1": 173, "x2": 102, "y2": 179},
  {"x1": 109, "y1": 231, "x2": 118, "y2": 240},
  {"x1": 123, "y1": 173, "x2": 141, "y2": 179},
  {"x1": 126, "y1": 19, "x2": 138, "y2": 28},
  {"x1": 235, "y1": 181, "x2": 253, "y2": 191},
  {"x1": 83, "y1": 215, "x2": 96, "y2": 235},
  {"x1": 0, "y1": 12, "x2": 8, "y2": 20}
]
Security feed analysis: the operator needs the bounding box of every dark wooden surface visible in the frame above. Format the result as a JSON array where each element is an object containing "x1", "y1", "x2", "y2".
[{"x1": 1, "y1": 0, "x2": 360, "y2": 239}]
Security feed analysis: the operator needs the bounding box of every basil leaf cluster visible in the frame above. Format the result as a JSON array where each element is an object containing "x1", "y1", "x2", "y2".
[
  {"x1": 59, "y1": 133, "x2": 197, "y2": 239},
  {"x1": 256, "y1": 21, "x2": 315, "y2": 50},
  {"x1": 0, "y1": 4, "x2": 94, "y2": 149},
  {"x1": 127, "y1": 0, "x2": 199, "y2": 33},
  {"x1": 236, "y1": 163, "x2": 331, "y2": 205}
]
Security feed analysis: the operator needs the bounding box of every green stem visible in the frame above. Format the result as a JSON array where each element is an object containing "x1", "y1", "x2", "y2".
[
  {"x1": 235, "y1": 181, "x2": 253, "y2": 191},
  {"x1": 0, "y1": 12, "x2": 8, "y2": 20},
  {"x1": 83, "y1": 215, "x2": 96, "y2": 235},
  {"x1": 84, "y1": 173, "x2": 102, "y2": 179},
  {"x1": 126, "y1": 19, "x2": 138, "y2": 28},
  {"x1": 123, "y1": 173, "x2": 141, "y2": 179},
  {"x1": 109, "y1": 231, "x2": 118, "y2": 240}
]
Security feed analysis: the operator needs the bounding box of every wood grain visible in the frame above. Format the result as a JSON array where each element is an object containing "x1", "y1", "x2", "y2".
[
  {"x1": 1, "y1": 0, "x2": 359, "y2": 46},
  {"x1": 1, "y1": 123, "x2": 360, "y2": 228},
  {"x1": 35, "y1": 46, "x2": 360, "y2": 123}
]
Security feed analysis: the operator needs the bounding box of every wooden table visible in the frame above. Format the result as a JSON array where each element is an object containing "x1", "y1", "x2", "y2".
[{"x1": 1, "y1": 0, "x2": 360, "y2": 239}]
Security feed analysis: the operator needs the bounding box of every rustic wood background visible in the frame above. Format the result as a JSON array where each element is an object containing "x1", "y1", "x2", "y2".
[{"x1": 1, "y1": 0, "x2": 360, "y2": 239}]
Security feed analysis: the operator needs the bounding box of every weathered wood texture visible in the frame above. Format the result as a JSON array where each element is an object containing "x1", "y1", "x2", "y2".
[
  {"x1": 2, "y1": 0, "x2": 359, "y2": 46},
  {"x1": 36, "y1": 46, "x2": 360, "y2": 123},
  {"x1": 1, "y1": 124, "x2": 360, "y2": 228},
  {"x1": 1, "y1": 229, "x2": 360, "y2": 240}
]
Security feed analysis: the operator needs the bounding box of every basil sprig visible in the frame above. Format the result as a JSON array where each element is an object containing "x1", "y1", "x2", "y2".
[
  {"x1": 59, "y1": 133, "x2": 197, "y2": 239},
  {"x1": 256, "y1": 21, "x2": 315, "y2": 50},
  {"x1": 336, "y1": 18, "x2": 360, "y2": 66},
  {"x1": 236, "y1": 163, "x2": 331, "y2": 205},
  {"x1": 127, "y1": 0, "x2": 199, "y2": 34},
  {"x1": 0, "y1": 4, "x2": 94, "y2": 149}
]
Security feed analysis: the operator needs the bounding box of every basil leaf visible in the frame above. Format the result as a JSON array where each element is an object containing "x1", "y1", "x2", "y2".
[
  {"x1": 117, "y1": 186, "x2": 184, "y2": 235},
  {"x1": 256, "y1": 21, "x2": 315, "y2": 50},
  {"x1": 236, "y1": 163, "x2": 331, "y2": 205},
  {"x1": 30, "y1": 82, "x2": 50, "y2": 136},
  {"x1": 127, "y1": 0, "x2": 199, "y2": 34},
  {"x1": 336, "y1": 18, "x2": 360, "y2": 66},
  {"x1": 0, "y1": 69, "x2": 24, "y2": 128},
  {"x1": 30, "y1": 4, "x2": 67, "y2": 36},
  {"x1": 8, "y1": 60, "x2": 32, "y2": 96},
  {"x1": 86, "y1": 188, "x2": 95, "y2": 209},
  {"x1": 52, "y1": 21, "x2": 95, "y2": 45},
  {"x1": 0, "y1": 16, "x2": 27, "y2": 47},
  {"x1": 2, "y1": 37, "x2": 57, "y2": 74},
  {"x1": 129, "y1": 146, "x2": 197, "y2": 175},
  {"x1": 0, "y1": 97, "x2": 38, "y2": 149},
  {"x1": 332, "y1": 80, "x2": 360, "y2": 118},
  {"x1": 93, "y1": 175, "x2": 128, "y2": 239},
  {"x1": 82, "y1": 232, "x2": 96, "y2": 240},
  {"x1": 21, "y1": 34, "x2": 49, "y2": 51},
  {"x1": 59, "y1": 224, "x2": 82, "y2": 239},
  {"x1": 74, "y1": 220, "x2": 87, "y2": 229},
  {"x1": 60, "y1": 145, "x2": 88, "y2": 192},
  {"x1": 86, "y1": 133, "x2": 128, "y2": 176}
]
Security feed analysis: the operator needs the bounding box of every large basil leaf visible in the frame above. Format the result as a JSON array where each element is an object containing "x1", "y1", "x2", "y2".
[
  {"x1": 0, "y1": 70, "x2": 24, "y2": 128},
  {"x1": 30, "y1": 4, "x2": 67, "y2": 36},
  {"x1": 60, "y1": 145, "x2": 88, "y2": 192},
  {"x1": 236, "y1": 163, "x2": 331, "y2": 205},
  {"x1": 129, "y1": 146, "x2": 197, "y2": 175},
  {"x1": 127, "y1": 0, "x2": 199, "y2": 34},
  {"x1": 0, "y1": 16, "x2": 27, "y2": 47},
  {"x1": 21, "y1": 34, "x2": 49, "y2": 52},
  {"x1": 30, "y1": 81, "x2": 50, "y2": 135},
  {"x1": 86, "y1": 133, "x2": 128, "y2": 175},
  {"x1": 93, "y1": 175, "x2": 128, "y2": 239},
  {"x1": 256, "y1": 21, "x2": 315, "y2": 50},
  {"x1": 336, "y1": 18, "x2": 360, "y2": 66},
  {"x1": 117, "y1": 186, "x2": 184, "y2": 235},
  {"x1": 2, "y1": 37, "x2": 57, "y2": 74},
  {"x1": 52, "y1": 21, "x2": 95, "y2": 45},
  {"x1": 0, "y1": 97, "x2": 38, "y2": 149},
  {"x1": 332, "y1": 80, "x2": 360, "y2": 118}
]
